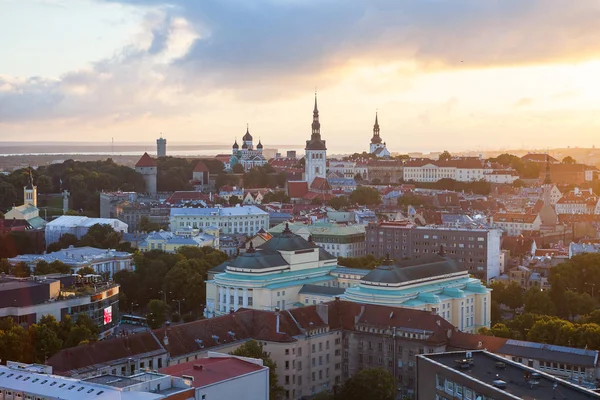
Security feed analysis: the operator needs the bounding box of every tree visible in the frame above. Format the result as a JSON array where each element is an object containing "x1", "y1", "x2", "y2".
[
  {"x1": 138, "y1": 215, "x2": 161, "y2": 233},
  {"x1": 524, "y1": 288, "x2": 555, "y2": 315},
  {"x1": 328, "y1": 196, "x2": 350, "y2": 210},
  {"x1": 397, "y1": 194, "x2": 424, "y2": 209},
  {"x1": 49, "y1": 260, "x2": 71, "y2": 274},
  {"x1": 36, "y1": 175, "x2": 54, "y2": 194},
  {"x1": 503, "y1": 282, "x2": 524, "y2": 311},
  {"x1": 0, "y1": 182, "x2": 18, "y2": 210},
  {"x1": 512, "y1": 179, "x2": 526, "y2": 188},
  {"x1": 489, "y1": 323, "x2": 512, "y2": 338},
  {"x1": 78, "y1": 266, "x2": 96, "y2": 276},
  {"x1": 263, "y1": 191, "x2": 290, "y2": 204},
  {"x1": 338, "y1": 255, "x2": 383, "y2": 270},
  {"x1": 354, "y1": 173, "x2": 363, "y2": 181},
  {"x1": 34, "y1": 260, "x2": 53, "y2": 276},
  {"x1": 12, "y1": 261, "x2": 31, "y2": 277},
  {"x1": 231, "y1": 340, "x2": 285, "y2": 400},
  {"x1": 146, "y1": 299, "x2": 169, "y2": 329},
  {"x1": 338, "y1": 368, "x2": 396, "y2": 400},
  {"x1": 562, "y1": 156, "x2": 576, "y2": 164},
  {"x1": 28, "y1": 324, "x2": 63, "y2": 363},
  {"x1": 438, "y1": 150, "x2": 452, "y2": 161},
  {"x1": 549, "y1": 274, "x2": 569, "y2": 318},
  {"x1": 229, "y1": 195, "x2": 242, "y2": 206},
  {"x1": 349, "y1": 186, "x2": 381, "y2": 206},
  {"x1": 0, "y1": 258, "x2": 11, "y2": 274},
  {"x1": 232, "y1": 163, "x2": 245, "y2": 174},
  {"x1": 78, "y1": 223, "x2": 122, "y2": 249}
]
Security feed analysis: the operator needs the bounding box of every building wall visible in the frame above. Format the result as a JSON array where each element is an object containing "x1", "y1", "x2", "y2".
[
  {"x1": 170, "y1": 213, "x2": 269, "y2": 236},
  {"x1": 305, "y1": 150, "x2": 327, "y2": 186},
  {"x1": 195, "y1": 369, "x2": 269, "y2": 400},
  {"x1": 416, "y1": 356, "x2": 516, "y2": 400}
]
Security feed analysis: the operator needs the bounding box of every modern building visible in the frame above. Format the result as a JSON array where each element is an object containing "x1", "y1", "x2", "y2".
[
  {"x1": 366, "y1": 221, "x2": 502, "y2": 282},
  {"x1": 45, "y1": 215, "x2": 128, "y2": 245},
  {"x1": 9, "y1": 246, "x2": 133, "y2": 277},
  {"x1": 417, "y1": 350, "x2": 600, "y2": 400},
  {"x1": 269, "y1": 222, "x2": 366, "y2": 258},
  {"x1": 403, "y1": 157, "x2": 519, "y2": 183},
  {"x1": 343, "y1": 255, "x2": 491, "y2": 333},
  {"x1": 0, "y1": 361, "x2": 194, "y2": 399},
  {"x1": 99, "y1": 191, "x2": 138, "y2": 218},
  {"x1": 304, "y1": 94, "x2": 327, "y2": 187},
  {"x1": 157, "y1": 136, "x2": 167, "y2": 158},
  {"x1": 160, "y1": 352, "x2": 269, "y2": 400},
  {"x1": 368, "y1": 112, "x2": 391, "y2": 158},
  {"x1": 230, "y1": 126, "x2": 268, "y2": 172},
  {"x1": 328, "y1": 161, "x2": 368, "y2": 180},
  {"x1": 169, "y1": 205, "x2": 269, "y2": 236},
  {"x1": 0, "y1": 275, "x2": 120, "y2": 338},
  {"x1": 135, "y1": 152, "x2": 158, "y2": 196}
]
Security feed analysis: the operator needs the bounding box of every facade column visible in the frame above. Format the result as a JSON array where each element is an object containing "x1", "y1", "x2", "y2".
[
  {"x1": 234, "y1": 288, "x2": 239, "y2": 311},
  {"x1": 225, "y1": 287, "x2": 231, "y2": 312},
  {"x1": 243, "y1": 288, "x2": 248, "y2": 307},
  {"x1": 218, "y1": 286, "x2": 223, "y2": 312}
]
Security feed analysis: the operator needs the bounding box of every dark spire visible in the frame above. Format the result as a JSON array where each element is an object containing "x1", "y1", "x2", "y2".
[
  {"x1": 257, "y1": 138, "x2": 263, "y2": 149},
  {"x1": 233, "y1": 138, "x2": 239, "y2": 149},
  {"x1": 312, "y1": 91, "x2": 321, "y2": 139},
  {"x1": 374, "y1": 112, "x2": 379, "y2": 130},
  {"x1": 544, "y1": 153, "x2": 552, "y2": 184},
  {"x1": 25, "y1": 166, "x2": 34, "y2": 190},
  {"x1": 283, "y1": 222, "x2": 292, "y2": 234},
  {"x1": 370, "y1": 111, "x2": 382, "y2": 144}
]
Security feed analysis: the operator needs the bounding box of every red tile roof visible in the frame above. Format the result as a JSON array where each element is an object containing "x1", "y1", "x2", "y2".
[
  {"x1": 159, "y1": 356, "x2": 265, "y2": 388},
  {"x1": 194, "y1": 161, "x2": 209, "y2": 173},
  {"x1": 135, "y1": 152, "x2": 157, "y2": 167},
  {"x1": 448, "y1": 331, "x2": 508, "y2": 353},
  {"x1": 166, "y1": 191, "x2": 211, "y2": 204},
  {"x1": 521, "y1": 153, "x2": 558, "y2": 163},
  {"x1": 287, "y1": 181, "x2": 309, "y2": 199},
  {"x1": 48, "y1": 332, "x2": 165, "y2": 375}
]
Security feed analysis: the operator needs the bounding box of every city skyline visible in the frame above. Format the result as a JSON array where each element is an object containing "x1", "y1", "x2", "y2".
[{"x1": 2, "y1": 0, "x2": 600, "y2": 152}]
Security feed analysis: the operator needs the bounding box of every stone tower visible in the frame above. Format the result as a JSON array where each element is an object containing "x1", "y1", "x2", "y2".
[
  {"x1": 304, "y1": 93, "x2": 327, "y2": 186},
  {"x1": 135, "y1": 152, "x2": 157, "y2": 195},
  {"x1": 157, "y1": 135, "x2": 166, "y2": 158}
]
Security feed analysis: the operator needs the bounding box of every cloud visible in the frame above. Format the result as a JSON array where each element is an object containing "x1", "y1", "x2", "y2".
[
  {"x1": 4, "y1": 0, "x2": 600, "y2": 124},
  {"x1": 515, "y1": 97, "x2": 534, "y2": 108}
]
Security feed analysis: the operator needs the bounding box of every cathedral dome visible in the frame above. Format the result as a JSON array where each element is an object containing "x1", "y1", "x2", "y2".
[
  {"x1": 257, "y1": 140, "x2": 263, "y2": 149},
  {"x1": 233, "y1": 140, "x2": 239, "y2": 149},
  {"x1": 243, "y1": 126, "x2": 253, "y2": 142}
]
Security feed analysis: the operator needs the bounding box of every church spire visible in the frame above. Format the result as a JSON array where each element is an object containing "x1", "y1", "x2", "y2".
[
  {"x1": 544, "y1": 153, "x2": 552, "y2": 184},
  {"x1": 311, "y1": 91, "x2": 321, "y2": 139},
  {"x1": 370, "y1": 111, "x2": 382, "y2": 145}
]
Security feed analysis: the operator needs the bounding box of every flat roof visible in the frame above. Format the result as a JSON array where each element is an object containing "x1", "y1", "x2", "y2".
[
  {"x1": 422, "y1": 351, "x2": 600, "y2": 400},
  {"x1": 159, "y1": 356, "x2": 265, "y2": 388}
]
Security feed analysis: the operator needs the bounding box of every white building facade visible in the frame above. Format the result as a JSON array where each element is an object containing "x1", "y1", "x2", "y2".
[
  {"x1": 304, "y1": 95, "x2": 327, "y2": 187},
  {"x1": 45, "y1": 216, "x2": 128, "y2": 246},
  {"x1": 169, "y1": 205, "x2": 269, "y2": 235}
]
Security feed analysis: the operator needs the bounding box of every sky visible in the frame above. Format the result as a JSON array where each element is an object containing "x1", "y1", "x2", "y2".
[{"x1": 1, "y1": 0, "x2": 600, "y2": 153}]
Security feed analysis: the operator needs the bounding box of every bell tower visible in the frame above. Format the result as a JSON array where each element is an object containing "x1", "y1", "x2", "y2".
[{"x1": 24, "y1": 166, "x2": 37, "y2": 207}]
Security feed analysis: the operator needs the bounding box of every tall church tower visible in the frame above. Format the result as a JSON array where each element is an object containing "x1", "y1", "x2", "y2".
[
  {"x1": 157, "y1": 135, "x2": 166, "y2": 158},
  {"x1": 24, "y1": 167, "x2": 37, "y2": 207},
  {"x1": 370, "y1": 112, "x2": 382, "y2": 153},
  {"x1": 304, "y1": 93, "x2": 327, "y2": 186}
]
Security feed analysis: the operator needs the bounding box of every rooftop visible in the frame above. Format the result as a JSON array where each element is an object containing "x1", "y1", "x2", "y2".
[
  {"x1": 170, "y1": 205, "x2": 268, "y2": 217},
  {"x1": 159, "y1": 355, "x2": 265, "y2": 388},
  {"x1": 9, "y1": 246, "x2": 132, "y2": 266},
  {"x1": 422, "y1": 350, "x2": 600, "y2": 400}
]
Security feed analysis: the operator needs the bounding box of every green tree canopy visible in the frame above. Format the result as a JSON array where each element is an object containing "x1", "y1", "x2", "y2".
[
  {"x1": 146, "y1": 299, "x2": 170, "y2": 329},
  {"x1": 230, "y1": 340, "x2": 285, "y2": 400},
  {"x1": 12, "y1": 261, "x2": 31, "y2": 277},
  {"x1": 328, "y1": 196, "x2": 350, "y2": 210},
  {"x1": 349, "y1": 186, "x2": 381, "y2": 206},
  {"x1": 562, "y1": 156, "x2": 576, "y2": 164},
  {"x1": 438, "y1": 150, "x2": 452, "y2": 161},
  {"x1": 338, "y1": 368, "x2": 396, "y2": 400},
  {"x1": 263, "y1": 191, "x2": 290, "y2": 204}
]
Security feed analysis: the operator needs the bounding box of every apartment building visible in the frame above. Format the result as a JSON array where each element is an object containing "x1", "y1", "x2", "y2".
[
  {"x1": 490, "y1": 212, "x2": 542, "y2": 236},
  {"x1": 169, "y1": 205, "x2": 269, "y2": 235},
  {"x1": 365, "y1": 221, "x2": 502, "y2": 282}
]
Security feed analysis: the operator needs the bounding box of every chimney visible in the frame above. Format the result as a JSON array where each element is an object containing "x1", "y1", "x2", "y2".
[
  {"x1": 316, "y1": 303, "x2": 329, "y2": 325},
  {"x1": 163, "y1": 333, "x2": 169, "y2": 346},
  {"x1": 275, "y1": 307, "x2": 281, "y2": 333}
]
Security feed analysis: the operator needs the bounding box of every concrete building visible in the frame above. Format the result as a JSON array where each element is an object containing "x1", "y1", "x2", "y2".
[
  {"x1": 157, "y1": 136, "x2": 167, "y2": 158},
  {"x1": 328, "y1": 161, "x2": 368, "y2": 180},
  {"x1": 45, "y1": 215, "x2": 128, "y2": 245},
  {"x1": 135, "y1": 152, "x2": 158, "y2": 196},
  {"x1": 304, "y1": 94, "x2": 327, "y2": 187},
  {"x1": 160, "y1": 352, "x2": 269, "y2": 400},
  {"x1": 366, "y1": 221, "x2": 502, "y2": 282},
  {"x1": 417, "y1": 350, "x2": 600, "y2": 400},
  {"x1": 0, "y1": 275, "x2": 120, "y2": 339},
  {"x1": 269, "y1": 222, "x2": 366, "y2": 258},
  {"x1": 100, "y1": 191, "x2": 138, "y2": 218},
  {"x1": 9, "y1": 246, "x2": 133, "y2": 277},
  {"x1": 403, "y1": 157, "x2": 519, "y2": 183},
  {"x1": 0, "y1": 361, "x2": 193, "y2": 400},
  {"x1": 569, "y1": 242, "x2": 600, "y2": 258},
  {"x1": 366, "y1": 159, "x2": 404, "y2": 184},
  {"x1": 169, "y1": 205, "x2": 269, "y2": 236}
]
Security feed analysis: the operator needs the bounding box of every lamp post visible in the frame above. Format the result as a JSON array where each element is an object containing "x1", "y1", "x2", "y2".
[
  {"x1": 173, "y1": 299, "x2": 184, "y2": 315},
  {"x1": 586, "y1": 283, "x2": 596, "y2": 298}
]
